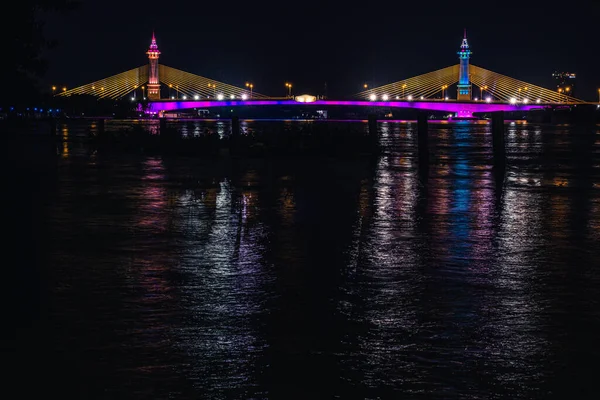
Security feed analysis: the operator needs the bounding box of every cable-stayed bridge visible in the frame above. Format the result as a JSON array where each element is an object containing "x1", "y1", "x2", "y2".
[
  {"x1": 58, "y1": 64, "x2": 269, "y2": 101},
  {"x1": 57, "y1": 32, "x2": 592, "y2": 119}
]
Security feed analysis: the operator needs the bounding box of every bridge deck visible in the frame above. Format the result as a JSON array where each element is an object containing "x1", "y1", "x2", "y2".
[{"x1": 147, "y1": 99, "x2": 569, "y2": 115}]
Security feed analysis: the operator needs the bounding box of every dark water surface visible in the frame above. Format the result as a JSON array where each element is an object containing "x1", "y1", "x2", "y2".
[{"x1": 4, "y1": 119, "x2": 600, "y2": 399}]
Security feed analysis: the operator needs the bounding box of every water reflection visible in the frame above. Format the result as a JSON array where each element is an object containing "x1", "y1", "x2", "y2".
[{"x1": 19, "y1": 120, "x2": 600, "y2": 398}]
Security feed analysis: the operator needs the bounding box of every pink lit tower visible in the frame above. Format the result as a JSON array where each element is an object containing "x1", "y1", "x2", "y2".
[{"x1": 146, "y1": 33, "x2": 161, "y2": 100}]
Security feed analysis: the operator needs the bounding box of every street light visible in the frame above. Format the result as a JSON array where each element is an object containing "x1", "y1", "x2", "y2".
[
  {"x1": 598, "y1": 88, "x2": 600, "y2": 103},
  {"x1": 207, "y1": 83, "x2": 216, "y2": 98},
  {"x1": 402, "y1": 83, "x2": 407, "y2": 98},
  {"x1": 169, "y1": 83, "x2": 173, "y2": 97},
  {"x1": 441, "y1": 84, "x2": 448, "y2": 99},
  {"x1": 141, "y1": 86, "x2": 145, "y2": 98},
  {"x1": 363, "y1": 83, "x2": 368, "y2": 89},
  {"x1": 481, "y1": 85, "x2": 487, "y2": 98},
  {"x1": 52, "y1": 86, "x2": 56, "y2": 93},
  {"x1": 62, "y1": 87, "x2": 67, "y2": 92},
  {"x1": 245, "y1": 82, "x2": 253, "y2": 99},
  {"x1": 558, "y1": 88, "x2": 563, "y2": 102},
  {"x1": 285, "y1": 82, "x2": 292, "y2": 98}
]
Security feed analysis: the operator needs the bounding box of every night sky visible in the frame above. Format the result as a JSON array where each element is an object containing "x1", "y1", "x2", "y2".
[{"x1": 43, "y1": 0, "x2": 600, "y2": 100}]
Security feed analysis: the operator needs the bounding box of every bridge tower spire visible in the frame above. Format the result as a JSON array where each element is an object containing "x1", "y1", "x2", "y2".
[
  {"x1": 146, "y1": 32, "x2": 161, "y2": 100},
  {"x1": 457, "y1": 29, "x2": 472, "y2": 101}
]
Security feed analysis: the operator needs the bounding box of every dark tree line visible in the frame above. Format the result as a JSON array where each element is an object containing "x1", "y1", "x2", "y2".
[{"x1": 1, "y1": 0, "x2": 79, "y2": 108}]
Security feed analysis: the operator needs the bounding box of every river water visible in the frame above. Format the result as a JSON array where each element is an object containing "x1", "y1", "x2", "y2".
[{"x1": 4, "y1": 119, "x2": 600, "y2": 399}]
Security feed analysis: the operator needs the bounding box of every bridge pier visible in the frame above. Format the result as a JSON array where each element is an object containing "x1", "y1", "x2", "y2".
[
  {"x1": 491, "y1": 111, "x2": 506, "y2": 171},
  {"x1": 417, "y1": 111, "x2": 429, "y2": 174},
  {"x1": 49, "y1": 118, "x2": 57, "y2": 137},
  {"x1": 368, "y1": 114, "x2": 377, "y2": 137},
  {"x1": 96, "y1": 119, "x2": 107, "y2": 142},
  {"x1": 231, "y1": 116, "x2": 240, "y2": 137}
]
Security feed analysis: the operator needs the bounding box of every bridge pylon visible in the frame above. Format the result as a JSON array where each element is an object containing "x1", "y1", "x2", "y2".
[
  {"x1": 146, "y1": 32, "x2": 161, "y2": 100},
  {"x1": 457, "y1": 29, "x2": 472, "y2": 101}
]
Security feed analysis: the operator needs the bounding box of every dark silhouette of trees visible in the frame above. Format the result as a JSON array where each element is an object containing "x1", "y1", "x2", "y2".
[{"x1": 1, "y1": 1, "x2": 79, "y2": 108}]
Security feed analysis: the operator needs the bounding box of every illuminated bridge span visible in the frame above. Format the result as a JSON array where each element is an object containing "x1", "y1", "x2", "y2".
[
  {"x1": 58, "y1": 31, "x2": 588, "y2": 119},
  {"x1": 147, "y1": 99, "x2": 539, "y2": 115},
  {"x1": 357, "y1": 32, "x2": 582, "y2": 105},
  {"x1": 356, "y1": 64, "x2": 583, "y2": 105},
  {"x1": 57, "y1": 33, "x2": 268, "y2": 101}
]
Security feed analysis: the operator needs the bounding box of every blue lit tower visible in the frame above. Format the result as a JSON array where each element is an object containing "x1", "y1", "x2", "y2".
[
  {"x1": 146, "y1": 32, "x2": 161, "y2": 100},
  {"x1": 457, "y1": 29, "x2": 472, "y2": 101}
]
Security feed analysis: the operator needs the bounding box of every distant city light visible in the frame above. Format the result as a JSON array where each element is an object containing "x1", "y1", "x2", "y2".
[
  {"x1": 194, "y1": 95, "x2": 199, "y2": 100},
  {"x1": 241, "y1": 94, "x2": 248, "y2": 100},
  {"x1": 369, "y1": 94, "x2": 376, "y2": 101},
  {"x1": 510, "y1": 97, "x2": 517, "y2": 104},
  {"x1": 382, "y1": 94, "x2": 389, "y2": 101},
  {"x1": 407, "y1": 95, "x2": 413, "y2": 100},
  {"x1": 131, "y1": 97, "x2": 135, "y2": 101},
  {"x1": 217, "y1": 94, "x2": 224, "y2": 100}
]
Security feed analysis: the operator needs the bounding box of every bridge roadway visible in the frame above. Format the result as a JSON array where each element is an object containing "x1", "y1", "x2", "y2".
[{"x1": 147, "y1": 99, "x2": 551, "y2": 117}]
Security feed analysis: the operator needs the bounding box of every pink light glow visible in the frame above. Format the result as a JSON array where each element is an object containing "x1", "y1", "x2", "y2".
[{"x1": 148, "y1": 99, "x2": 543, "y2": 114}]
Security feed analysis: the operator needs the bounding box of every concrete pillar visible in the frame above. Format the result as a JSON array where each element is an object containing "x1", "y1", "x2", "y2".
[
  {"x1": 417, "y1": 111, "x2": 429, "y2": 168},
  {"x1": 231, "y1": 116, "x2": 240, "y2": 137},
  {"x1": 491, "y1": 111, "x2": 506, "y2": 170},
  {"x1": 368, "y1": 114, "x2": 377, "y2": 137},
  {"x1": 49, "y1": 118, "x2": 57, "y2": 136},
  {"x1": 98, "y1": 118, "x2": 105, "y2": 134},
  {"x1": 367, "y1": 114, "x2": 378, "y2": 151}
]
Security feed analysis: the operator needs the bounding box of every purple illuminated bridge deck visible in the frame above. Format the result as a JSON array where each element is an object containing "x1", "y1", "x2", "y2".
[{"x1": 148, "y1": 99, "x2": 546, "y2": 118}]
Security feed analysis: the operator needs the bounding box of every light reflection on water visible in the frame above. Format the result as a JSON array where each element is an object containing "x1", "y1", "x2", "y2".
[{"x1": 12, "y1": 119, "x2": 600, "y2": 398}]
